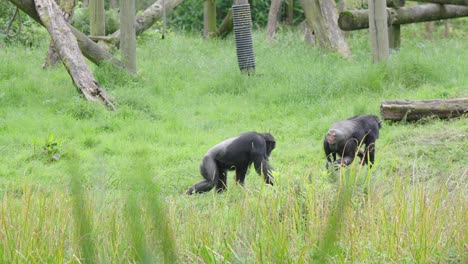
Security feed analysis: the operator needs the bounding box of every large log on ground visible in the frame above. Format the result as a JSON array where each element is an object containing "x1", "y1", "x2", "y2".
[
  {"x1": 106, "y1": 0, "x2": 184, "y2": 47},
  {"x1": 339, "y1": 4, "x2": 468, "y2": 31},
  {"x1": 34, "y1": 0, "x2": 115, "y2": 109},
  {"x1": 412, "y1": 0, "x2": 467, "y2": 6},
  {"x1": 380, "y1": 98, "x2": 468, "y2": 121},
  {"x1": 9, "y1": 0, "x2": 125, "y2": 70}
]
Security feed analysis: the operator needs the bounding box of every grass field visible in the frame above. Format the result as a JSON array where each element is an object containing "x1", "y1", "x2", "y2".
[{"x1": 0, "y1": 23, "x2": 467, "y2": 263}]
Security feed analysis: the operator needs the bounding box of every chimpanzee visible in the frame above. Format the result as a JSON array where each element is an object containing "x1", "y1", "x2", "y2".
[
  {"x1": 324, "y1": 115, "x2": 382, "y2": 168},
  {"x1": 186, "y1": 132, "x2": 276, "y2": 195}
]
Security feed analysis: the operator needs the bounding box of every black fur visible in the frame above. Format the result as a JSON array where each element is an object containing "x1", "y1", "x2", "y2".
[
  {"x1": 324, "y1": 115, "x2": 382, "y2": 168},
  {"x1": 186, "y1": 132, "x2": 276, "y2": 195}
]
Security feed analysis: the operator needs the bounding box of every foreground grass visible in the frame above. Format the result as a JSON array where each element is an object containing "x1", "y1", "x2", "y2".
[{"x1": 0, "y1": 25, "x2": 467, "y2": 262}]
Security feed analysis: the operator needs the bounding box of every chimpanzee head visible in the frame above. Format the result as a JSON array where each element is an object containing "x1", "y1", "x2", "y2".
[{"x1": 261, "y1": 133, "x2": 276, "y2": 157}]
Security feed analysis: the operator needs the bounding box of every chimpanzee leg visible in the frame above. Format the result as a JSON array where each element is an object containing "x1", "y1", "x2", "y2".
[
  {"x1": 235, "y1": 166, "x2": 249, "y2": 186},
  {"x1": 186, "y1": 155, "x2": 219, "y2": 195},
  {"x1": 216, "y1": 169, "x2": 227, "y2": 193}
]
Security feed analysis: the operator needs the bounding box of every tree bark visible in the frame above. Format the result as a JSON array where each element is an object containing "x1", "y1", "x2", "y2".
[
  {"x1": 9, "y1": 0, "x2": 126, "y2": 70},
  {"x1": 369, "y1": 0, "x2": 389, "y2": 63},
  {"x1": 300, "y1": 0, "x2": 351, "y2": 58},
  {"x1": 89, "y1": 0, "x2": 105, "y2": 37},
  {"x1": 339, "y1": 4, "x2": 468, "y2": 31},
  {"x1": 42, "y1": 0, "x2": 77, "y2": 69},
  {"x1": 203, "y1": 0, "x2": 216, "y2": 38},
  {"x1": 380, "y1": 98, "x2": 468, "y2": 121},
  {"x1": 120, "y1": 0, "x2": 136, "y2": 73},
  {"x1": 266, "y1": 0, "x2": 282, "y2": 40},
  {"x1": 34, "y1": 0, "x2": 115, "y2": 109}
]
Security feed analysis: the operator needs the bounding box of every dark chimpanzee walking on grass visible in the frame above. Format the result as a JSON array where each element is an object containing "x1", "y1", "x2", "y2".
[
  {"x1": 324, "y1": 115, "x2": 382, "y2": 168},
  {"x1": 186, "y1": 132, "x2": 276, "y2": 195}
]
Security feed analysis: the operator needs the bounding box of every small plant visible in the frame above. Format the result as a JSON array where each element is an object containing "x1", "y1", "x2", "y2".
[{"x1": 32, "y1": 134, "x2": 62, "y2": 162}]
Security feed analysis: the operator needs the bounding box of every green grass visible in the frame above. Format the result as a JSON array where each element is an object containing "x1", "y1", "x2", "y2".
[{"x1": 0, "y1": 24, "x2": 467, "y2": 263}]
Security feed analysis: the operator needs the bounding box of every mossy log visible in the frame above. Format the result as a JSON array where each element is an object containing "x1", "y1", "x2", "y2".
[
  {"x1": 35, "y1": 0, "x2": 115, "y2": 109},
  {"x1": 339, "y1": 4, "x2": 468, "y2": 31},
  {"x1": 380, "y1": 98, "x2": 468, "y2": 121}
]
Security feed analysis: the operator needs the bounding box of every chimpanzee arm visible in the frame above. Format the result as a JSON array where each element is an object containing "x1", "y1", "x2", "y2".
[{"x1": 253, "y1": 155, "x2": 275, "y2": 185}]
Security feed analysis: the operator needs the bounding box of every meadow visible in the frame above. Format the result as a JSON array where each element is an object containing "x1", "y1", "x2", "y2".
[{"x1": 0, "y1": 23, "x2": 467, "y2": 263}]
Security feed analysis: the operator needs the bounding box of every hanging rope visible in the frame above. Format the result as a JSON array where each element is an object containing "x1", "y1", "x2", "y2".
[{"x1": 6, "y1": 7, "x2": 22, "y2": 37}]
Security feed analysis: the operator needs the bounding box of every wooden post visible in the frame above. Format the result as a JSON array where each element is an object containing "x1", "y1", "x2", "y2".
[
  {"x1": 203, "y1": 0, "x2": 216, "y2": 38},
  {"x1": 369, "y1": 0, "x2": 389, "y2": 63},
  {"x1": 89, "y1": 0, "x2": 105, "y2": 37},
  {"x1": 120, "y1": 0, "x2": 136, "y2": 73}
]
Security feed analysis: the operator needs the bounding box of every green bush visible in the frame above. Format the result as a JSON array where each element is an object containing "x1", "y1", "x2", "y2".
[{"x1": 168, "y1": 0, "x2": 305, "y2": 32}]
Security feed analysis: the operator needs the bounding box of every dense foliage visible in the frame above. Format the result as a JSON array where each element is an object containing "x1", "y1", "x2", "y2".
[{"x1": 169, "y1": 0, "x2": 305, "y2": 32}]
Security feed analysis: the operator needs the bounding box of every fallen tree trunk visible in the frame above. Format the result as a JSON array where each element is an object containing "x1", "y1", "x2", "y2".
[
  {"x1": 9, "y1": 0, "x2": 126, "y2": 70},
  {"x1": 380, "y1": 98, "x2": 468, "y2": 121},
  {"x1": 106, "y1": 0, "x2": 184, "y2": 47},
  {"x1": 34, "y1": 0, "x2": 115, "y2": 109},
  {"x1": 42, "y1": 0, "x2": 77, "y2": 68},
  {"x1": 216, "y1": 8, "x2": 233, "y2": 38},
  {"x1": 339, "y1": 4, "x2": 468, "y2": 31},
  {"x1": 411, "y1": 0, "x2": 467, "y2": 5}
]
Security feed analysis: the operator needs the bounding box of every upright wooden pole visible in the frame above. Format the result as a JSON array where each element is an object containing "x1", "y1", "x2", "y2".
[
  {"x1": 369, "y1": 0, "x2": 389, "y2": 62},
  {"x1": 120, "y1": 0, "x2": 136, "y2": 73},
  {"x1": 203, "y1": 0, "x2": 216, "y2": 38},
  {"x1": 89, "y1": 0, "x2": 105, "y2": 36}
]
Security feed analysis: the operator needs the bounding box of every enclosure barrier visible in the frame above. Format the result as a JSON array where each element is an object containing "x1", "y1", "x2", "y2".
[
  {"x1": 232, "y1": 3, "x2": 256, "y2": 75},
  {"x1": 338, "y1": 0, "x2": 468, "y2": 61}
]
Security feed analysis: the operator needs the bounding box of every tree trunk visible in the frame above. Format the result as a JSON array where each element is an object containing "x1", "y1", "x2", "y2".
[
  {"x1": 300, "y1": 0, "x2": 351, "y2": 58},
  {"x1": 203, "y1": 0, "x2": 216, "y2": 38},
  {"x1": 266, "y1": 0, "x2": 282, "y2": 40},
  {"x1": 369, "y1": 0, "x2": 389, "y2": 63},
  {"x1": 380, "y1": 98, "x2": 468, "y2": 121},
  {"x1": 42, "y1": 0, "x2": 77, "y2": 69},
  {"x1": 89, "y1": 0, "x2": 105, "y2": 37},
  {"x1": 82, "y1": 0, "x2": 88, "y2": 7},
  {"x1": 34, "y1": 0, "x2": 115, "y2": 109},
  {"x1": 120, "y1": 0, "x2": 136, "y2": 73},
  {"x1": 338, "y1": 4, "x2": 468, "y2": 31},
  {"x1": 9, "y1": 0, "x2": 127, "y2": 70},
  {"x1": 216, "y1": 8, "x2": 233, "y2": 38}
]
